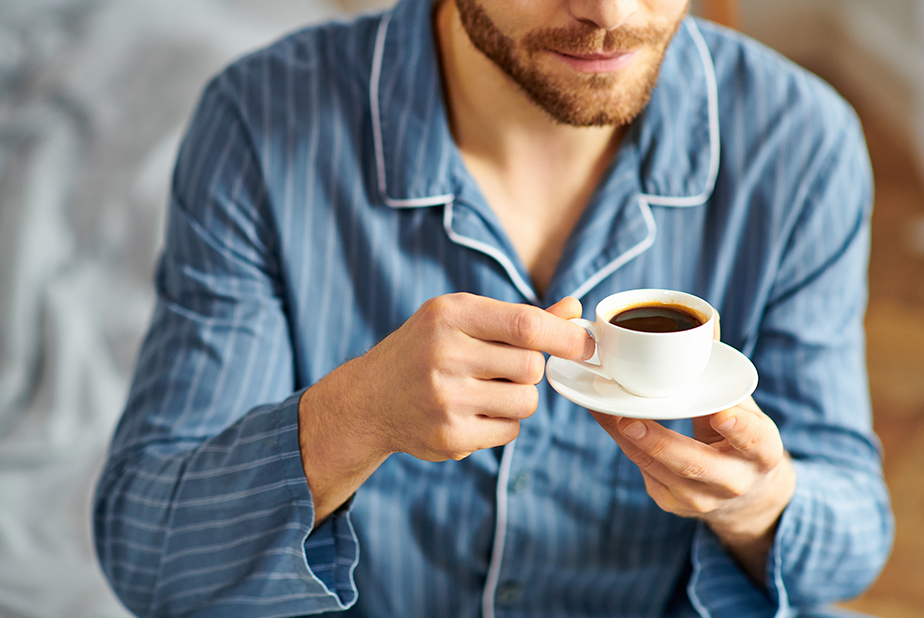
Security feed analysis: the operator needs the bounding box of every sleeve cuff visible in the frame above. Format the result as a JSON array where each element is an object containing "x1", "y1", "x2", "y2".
[
  {"x1": 688, "y1": 520, "x2": 791, "y2": 618},
  {"x1": 768, "y1": 458, "x2": 893, "y2": 608},
  {"x1": 277, "y1": 389, "x2": 361, "y2": 610}
]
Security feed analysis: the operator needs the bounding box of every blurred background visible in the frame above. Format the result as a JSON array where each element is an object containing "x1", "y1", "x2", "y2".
[{"x1": 0, "y1": 1, "x2": 921, "y2": 617}]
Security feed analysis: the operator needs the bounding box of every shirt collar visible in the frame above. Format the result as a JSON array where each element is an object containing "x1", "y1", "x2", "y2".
[
  {"x1": 370, "y1": 0, "x2": 719, "y2": 209},
  {"x1": 370, "y1": 0, "x2": 456, "y2": 207}
]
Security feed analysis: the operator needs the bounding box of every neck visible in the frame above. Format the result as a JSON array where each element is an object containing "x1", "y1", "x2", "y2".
[{"x1": 434, "y1": 0, "x2": 627, "y2": 295}]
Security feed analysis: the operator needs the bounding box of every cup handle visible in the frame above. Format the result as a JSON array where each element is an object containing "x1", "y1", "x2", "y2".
[{"x1": 567, "y1": 318, "x2": 612, "y2": 380}]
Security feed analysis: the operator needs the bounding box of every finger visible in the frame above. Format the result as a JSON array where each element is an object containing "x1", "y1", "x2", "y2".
[
  {"x1": 545, "y1": 298, "x2": 595, "y2": 358},
  {"x1": 637, "y1": 469, "x2": 701, "y2": 517},
  {"x1": 612, "y1": 417, "x2": 733, "y2": 486},
  {"x1": 639, "y1": 469, "x2": 727, "y2": 518},
  {"x1": 592, "y1": 413, "x2": 748, "y2": 503},
  {"x1": 467, "y1": 380, "x2": 540, "y2": 421},
  {"x1": 466, "y1": 340, "x2": 547, "y2": 384},
  {"x1": 450, "y1": 295, "x2": 592, "y2": 360},
  {"x1": 545, "y1": 297, "x2": 583, "y2": 320},
  {"x1": 472, "y1": 417, "x2": 521, "y2": 450},
  {"x1": 691, "y1": 413, "x2": 725, "y2": 446},
  {"x1": 709, "y1": 398, "x2": 784, "y2": 469},
  {"x1": 590, "y1": 412, "x2": 683, "y2": 482},
  {"x1": 590, "y1": 410, "x2": 623, "y2": 440},
  {"x1": 713, "y1": 308, "x2": 721, "y2": 341},
  {"x1": 431, "y1": 416, "x2": 522, "y2": 461},
  {"x1": 591, "y1": 412, "x2": 676, "y2": 486}
]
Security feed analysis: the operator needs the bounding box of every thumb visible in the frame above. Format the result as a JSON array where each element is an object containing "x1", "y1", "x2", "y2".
[
  {"x1": 546, "y1": 297, "x2": 584, "y2": 320},
  {"x1": 546, "y1": 297, "x2": 594, "y2": 360}
]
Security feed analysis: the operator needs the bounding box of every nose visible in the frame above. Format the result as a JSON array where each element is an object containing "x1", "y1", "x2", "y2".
[{"x1": 569, "y1": 0, "x2": 638, "y2": 31}]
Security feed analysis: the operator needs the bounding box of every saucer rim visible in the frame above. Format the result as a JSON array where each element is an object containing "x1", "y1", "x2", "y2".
[{"x1": 545, "y1": 341, "x2": 758, "y2": 420}]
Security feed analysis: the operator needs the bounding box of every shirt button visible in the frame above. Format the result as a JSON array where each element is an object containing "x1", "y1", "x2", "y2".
[
  {"x1": 496, "y1": 581, "x2": 523, "y2": 605},
  {"x1": 510, "y1": 472, "x2": 530, "y2": 493}
]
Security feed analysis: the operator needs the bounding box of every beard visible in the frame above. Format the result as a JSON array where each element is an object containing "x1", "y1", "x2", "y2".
[{"x1": 453, "y1": 0, "x2": 686, "y2": 127}]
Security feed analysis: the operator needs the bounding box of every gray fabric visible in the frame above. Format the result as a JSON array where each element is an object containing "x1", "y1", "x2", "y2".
[{"x1": 0, "y1": 1, "x2": 341, "y2": 616}]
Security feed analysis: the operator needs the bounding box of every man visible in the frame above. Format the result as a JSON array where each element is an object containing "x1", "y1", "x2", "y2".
[{"x1": 94, "y1": 0, "x2": 893, "y2": 616}]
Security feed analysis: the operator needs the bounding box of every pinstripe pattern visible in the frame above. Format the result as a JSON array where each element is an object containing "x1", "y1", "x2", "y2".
[{"x1": 94, "y1": 0, "x2": 893, "y2": 616}]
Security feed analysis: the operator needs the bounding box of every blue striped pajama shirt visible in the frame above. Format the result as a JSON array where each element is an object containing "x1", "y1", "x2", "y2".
[{"x1": 93, "y1": 0, "x2": 894, "y2": 616}]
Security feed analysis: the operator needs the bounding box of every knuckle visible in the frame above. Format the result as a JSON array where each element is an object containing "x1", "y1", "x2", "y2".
[
  {"x1": 724, "y1": 478, "x2": 749, "y2": 499},
  {"x1": 646, "y1": 483, "x2": 680, "y2": 515},
  {"x1": 747, "y1": 430, "x2": 783, "y2": 472},
  {"x1": 424, "y1": 378, "x2": 454, "y2": 415},
  {"x1": 421, "y1": 294, "x2": 457, "y2": 327},
  {"x1": 652, "y1": 497, "x2": 681, "y2": 516},
  {"x1": 430, "y1": 424, "x2": 463, "y2": 457},
  {"x1": 569, "y1": 324, "x2": 590, "y2": 358},
  {"x1": 696, "y1": 496, "x2": 720, "y2": 516},
  {"x1": 755, "y1": 453, "x2": 779, "y2": 474},
  {"x1": 513, "y1": 307, "x2": 543, "y2": 347},
  {"x1": 645, "y1": 435, "x2": 671, "y2": 460},
  {"x1": 419, "y1": 295, "x2": 442, "y2": 318},
  {"x1": 496, "y1": 420, "x2": 521, "y2": 445},
  {"x1": 762, "y1": 440, "x2": 785, "y2": 470},
  {"x1": 676, "y1": 458, "x2": 709, "y2": 481},
  {"x1": 741, "y1": 431, "x2": 765, "y2": 454},
  {"x1": 512, "y1": 385, "x2": 539, "y2": 415},
  {"x1": 426, "y1": 339, "x2": 458, "y2": 372},
  {"x1": 522, "y1": 351, "x2": 546, "y2": 384},
  {"x1": 632, "y1": 451, "x2": 658, "y2": 472},
  {"x1": 682, "y1": 491, "x2": 717, "y2": 516}
]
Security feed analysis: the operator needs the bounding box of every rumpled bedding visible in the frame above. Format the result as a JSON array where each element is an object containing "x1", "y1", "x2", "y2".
[{"x1": 0, "y1": 1, "x2": 342, "y2": 615}]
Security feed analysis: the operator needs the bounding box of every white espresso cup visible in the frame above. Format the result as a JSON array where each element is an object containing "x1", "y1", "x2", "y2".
[{"x1": 569, "y1": 289, "x2": 716, "y2": 398}]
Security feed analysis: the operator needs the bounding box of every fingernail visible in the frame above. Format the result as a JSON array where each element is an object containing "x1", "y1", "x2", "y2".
[
  {"x1": 623, "y1": 421, "x2": 647, "y2": 440},
  {"x1": 583, "y1": 336, "x2": 596, "y2": 360},
  {"x1": 717, "y1": 416, "x2": 737, "y2": 432}
]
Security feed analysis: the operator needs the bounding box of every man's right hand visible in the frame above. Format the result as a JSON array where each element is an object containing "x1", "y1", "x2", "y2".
[
  {"x1": 298, "y1": 293, "x2": 592, "y2": 524},
  {"x1": 363, "y1": 293, "x2": 593, "y2": 461}
]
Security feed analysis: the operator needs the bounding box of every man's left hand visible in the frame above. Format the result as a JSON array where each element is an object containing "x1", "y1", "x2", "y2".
[{"x1": 590, "y1": 398, "x2": 797, "y2": 583}]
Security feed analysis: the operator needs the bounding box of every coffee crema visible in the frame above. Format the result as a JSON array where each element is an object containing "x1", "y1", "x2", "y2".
[{"x1": 608, "y1": 302, "x2": 705, "y2": 333}]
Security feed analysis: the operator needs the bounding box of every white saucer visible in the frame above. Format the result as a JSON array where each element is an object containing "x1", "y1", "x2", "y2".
[{"x1": 545, "y1": 341, "x2": 758, "y2": 420}]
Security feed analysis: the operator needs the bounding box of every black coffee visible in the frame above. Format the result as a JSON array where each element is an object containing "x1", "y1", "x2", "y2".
[{"x1": 609, "y1": 303, "x2": 704, "y2": 333}]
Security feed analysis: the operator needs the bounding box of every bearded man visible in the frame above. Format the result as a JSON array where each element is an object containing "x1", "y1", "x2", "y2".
[{"x1": 94, "y1": 0, "x2": 893, "y2": 616}]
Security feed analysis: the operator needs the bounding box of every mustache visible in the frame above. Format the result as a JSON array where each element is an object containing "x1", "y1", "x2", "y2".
[{"x1": 523, "y1": 23, "x2": 672, "y2": 56}]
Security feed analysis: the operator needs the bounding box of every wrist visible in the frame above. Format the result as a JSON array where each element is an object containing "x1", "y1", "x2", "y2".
[
  {"x1": 299, "y1": 356, "x2": 394, "y2": 465},
  {"x1": 706, "y1": 453, "x2": 797, "y2": 582},
  {"x1": 298, "y1": 356, "x2": 393, "y2": 524},
  {"x1": 714, "y1": 453, "x2": 796, "y2": 539}
]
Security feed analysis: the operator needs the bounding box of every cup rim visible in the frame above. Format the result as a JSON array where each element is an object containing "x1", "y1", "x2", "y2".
[{"x1": 596, "y1": 289, "x2": 714, "y2": 335}]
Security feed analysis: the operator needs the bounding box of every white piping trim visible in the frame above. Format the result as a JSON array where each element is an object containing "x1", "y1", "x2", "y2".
[
  {"x1": 369, "y1": 15, "x2": 717, "y2": 301},
  {"x1": 641, "y1": 18, "x2": 720, "y2": 208},
  {"x1": 386, "y1": 194, "x2": 456, "y2": 208},
  {"x1": 370, "y1": 11, "x2": 455, "y2": 209},
  {"x1": 370, "y1": 12, "x2": 391, "y2": 199},
  {"x1": 567, "y1": 198, "x2": 657, "y2": 301},
  {"x1": 770, "y1": 522, "x2": 793, "y2": 618},
  {"x1": 481, "y1": 440, "x2": 517, "y2": 618},
  {"x1": 443, "y1": 203, "x2": 539, "y2": 304}
]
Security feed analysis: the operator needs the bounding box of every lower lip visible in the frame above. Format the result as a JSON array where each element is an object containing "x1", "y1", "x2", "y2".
[{"x1": 554, "y1": 50, "x2": 637, "y2": 73}]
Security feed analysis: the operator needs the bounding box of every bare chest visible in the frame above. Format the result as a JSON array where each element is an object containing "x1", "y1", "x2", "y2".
[{"x1": 486, "y1": 192, "x2": 590, "y2": 298}]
